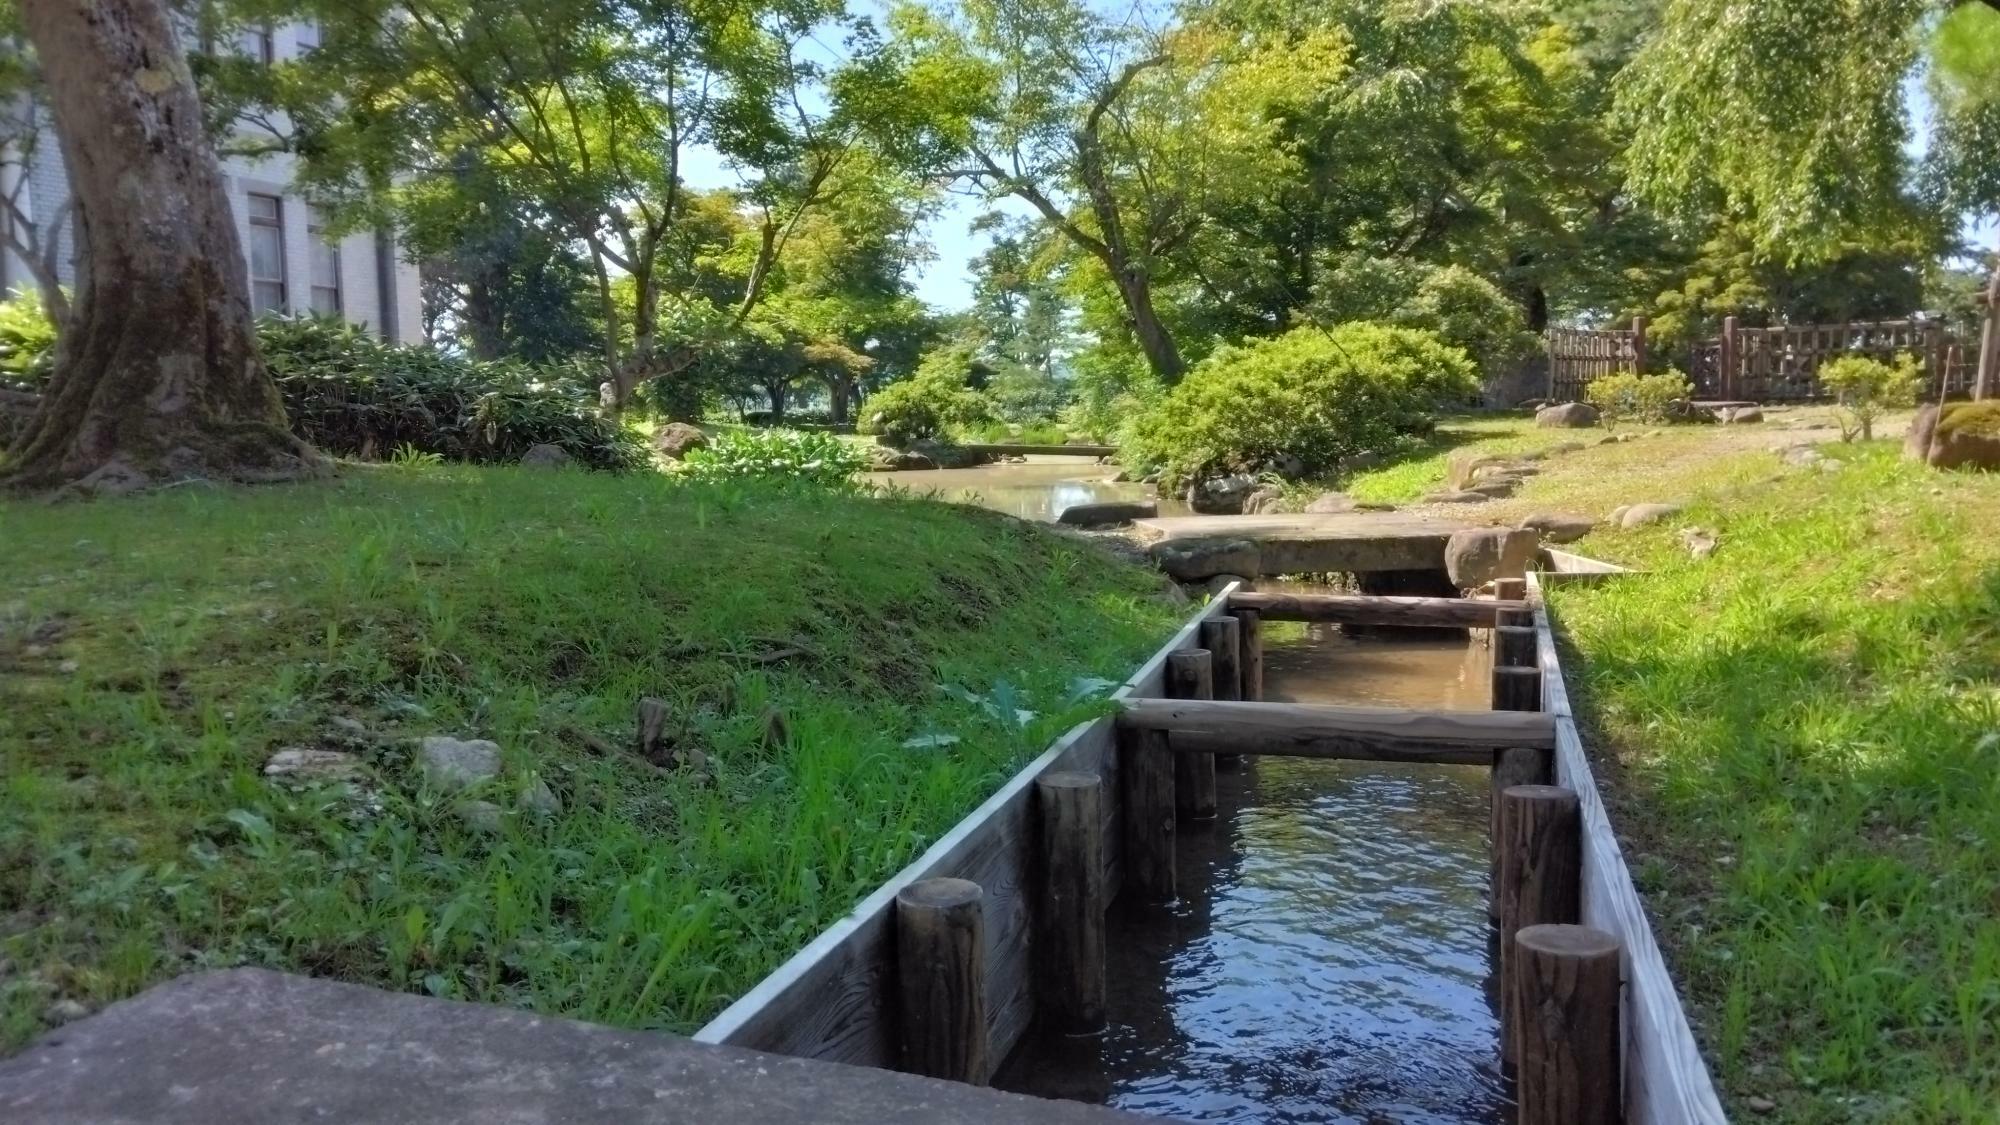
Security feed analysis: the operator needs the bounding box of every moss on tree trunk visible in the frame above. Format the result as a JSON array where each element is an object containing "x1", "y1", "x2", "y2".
[{"x1": 2, "y1": 0, "x2": 324, "y2": 496}]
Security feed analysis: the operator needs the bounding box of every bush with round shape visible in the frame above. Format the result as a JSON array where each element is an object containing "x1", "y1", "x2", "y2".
[
  {"x1": 860, "y1": 377, "x2": 991, "y2": 447},
  {"x1": 1818, "y1": 353, "x2": 1922, "y2": 442},
  {"x1": 1584, "y1": 369, "x2": 1693, "y2": 430},
  {"x1": 1122, "y1": 323, "x2": 1478, "y2": 488},
  {"x1": 678, "y1": 428, "x2": 867, "y2": 488}
]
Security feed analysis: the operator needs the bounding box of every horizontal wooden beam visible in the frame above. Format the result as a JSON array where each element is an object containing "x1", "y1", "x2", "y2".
[
  {"x1": 1228, "y1": 591, "x2": 1523, "y2": 628},
  {"x1": 1117, "y1": 698, "x2": 1555, "y2": 765},
  {"x1": 962, "y1": 443, "x2": 1117, "y2": 458}
]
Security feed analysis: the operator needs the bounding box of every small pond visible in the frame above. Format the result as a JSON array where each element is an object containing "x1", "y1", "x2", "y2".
[{"x1": 862, "y1": 456, "x2": 1191, "y2": 522}]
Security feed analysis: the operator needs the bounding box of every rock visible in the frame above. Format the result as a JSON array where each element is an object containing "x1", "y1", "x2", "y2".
[
  {"x1": 42, "y1": 999, "x2": 89, "y2": 1026},
  {"x1": 457, "y1": 800, "x2": 506, "y2": 834},
  {"x1": 1420, "y1": 489, "x2": 1493, "y2": 504},
  {"x1": 1263, "y1": 453, "x2": 1306, "y2": 480},
  {"x1": 1447, "y1": 450, "x2": 1512, "y2": 490},
  {"x1": 1515, "y1": 397, "x2": 1553, "y2": 411},
  {"x1": 1519, "y1": 512, "x2": 1597, "y2": 544},
  {"x1": 1148, "y1": 537, "x2": 1261, "y2": 581},
  {"x1": 1680, "y1": 527, "x2": 1720, "y2": 559},
  {"x1": 1443, "y1": 527, "x2": 1541, "y2": 589},
  {"x1": 1056, "y1": 500, "x2": 1157, "y2": 528},
  {"x1": 518, "y1": 778, "x2": 562, "y2": 818},
  {"x1": 1544, "y1": 441, "x2": 1586, "y2": 456},
  {"x1": 1718, "y1": 406, "x2": 1764, "y2": 424},
  {"x1": 1662, "y1": 399, "x2": 1714, "y2": 424},
  {"x1": 1535, "y1": 402, "x2": 1600, "y2": 428},
  {"x1": 1608, "y1": 504, "x2": 1629, "y2": 526},
  {"x1": 1302, "y1": 491, "x2": 1357, "y2": 514},
  {"x1": 1204, "y1": 574, "x2": 1254, "y2": 596},
  {"x1": 1242, "y1": 485, "x2": 1285, "y2": 515},
  {"x1": 909, "y1": 441, "x2": 993, "y2": 470},
  {"x1": 518, "y1": 444, "x2": 571, "y2": 469},
  {"x1": 1594, "y1": 434, "x2": 1620, "y2": 446},
  {"x1": 264, "y1": 748, "x2": 367, "y2": 786},
  {"x1": 1141, "y1": 470, "x2": 1163, "y2": 485},
  {"x1": 1746, "y1": 1095, "x2": 1778, "y2": 1115},
  {"x1": 1344, "y1": 451, "x2": 1384, "y2": 471},
  {"x1": 417, "y1": 736, "x2": 503, "y2": 792},
  {"x1": 1465, "y1": 477, "x2": 1522, "y2": 498},
  {"x1": 653, "y1": 422, "x2": 710, "y2": 461},
  {"x1": 326, "y1": 716, "x2": 371, "y2": 743},
  {"x1": 1777, "y1": 444, "x2": 1825, "y2": 468},
  {"x1": 1108, "y1": 469, "x2": 1132, "y2": 483},
  {"x1": 1618, "y1": 503, "x2": 1683, "y2": 529},
  {"x1": 1904, "y1": 403, "x2": 1939, "y2": 462},
  {"x1": 1923, "y1": 401, "x2": 2000, "y2": 471},
  {"x1": 1185, "y1": 472, "x2": 1259, "y2": 514}
]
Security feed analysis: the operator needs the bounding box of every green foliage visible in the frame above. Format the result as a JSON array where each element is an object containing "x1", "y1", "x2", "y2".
[
  {"x1": 1122, "y1": 323, "x2": 1478, "y2": 486},
  {"x1": 260, "y1": 317, "x2": 643, "y2": 471},
  {"x1": 0, "y1": 470, "x2": 1183, "y2": 1049},
  {"x1": 677, "y1": 429, "x2": 867, "y2": 488},
  {"x1": 1817, "y1": 354, "x2": 1922, "y2": 442},
  {"x1": 0, "y1": 288, "x2": 55, "y2": 387},
  {"x1": 1583, "y1": 369, "x2": 1692, "y2": 429},
  {"x1": 860, "y1": 346, "x2": 994, "y2": 445}
]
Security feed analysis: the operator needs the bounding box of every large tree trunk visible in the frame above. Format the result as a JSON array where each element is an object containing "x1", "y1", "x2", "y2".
[
  {"x1": 1975, "y1": 253, "x2": 1999, "y2": 401},
  {"x1": 1112, "y1": 263, "x2": 1184, "y2": 383},
  {"x1": 4, "y1": 0, "x2": 321, "y2": 495}
]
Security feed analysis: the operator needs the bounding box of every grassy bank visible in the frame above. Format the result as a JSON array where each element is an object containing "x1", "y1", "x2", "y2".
[
  {"x1": 1377, "y1": 415, "x2": 1997, "y2": 1121},
  {"x1": 0, "y1": 467, "x2": 1184, "y2": 1050}
]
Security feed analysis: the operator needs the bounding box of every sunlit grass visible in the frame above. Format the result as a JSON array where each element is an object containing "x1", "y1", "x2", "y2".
[{"x1": 0, "y1": 464, "x2": 1184, "y2": 1050}]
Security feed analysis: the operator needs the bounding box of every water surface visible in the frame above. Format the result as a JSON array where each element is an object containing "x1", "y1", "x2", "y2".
[
  {"x1": 993, "y1": 628, "x2": 1508, "y2": 1124},
  {"x1": 862, "y1": 456, "x2": 1190, "y2": 522}
]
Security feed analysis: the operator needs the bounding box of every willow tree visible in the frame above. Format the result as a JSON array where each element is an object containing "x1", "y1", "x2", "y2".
[
  {"x1": 1618, "y1": 0, "x2": 2000, "y2": 393},
  {"x1": 2, "y1": 0, "x2": 321, "y2": 493}
]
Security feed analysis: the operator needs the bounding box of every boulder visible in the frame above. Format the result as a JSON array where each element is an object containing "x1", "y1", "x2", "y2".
[
  {"x1": 518, "y1": 444, "x2": 571, "y2": 469},
  {"x1": 1535, "y1": 402, "x2": 1600, "y2": 428},
  {"x1": 653, "y1": 422, "x2": 710, "y2": 461},
  {"x1": 1618, "y1": 502, "x2": 1683, "y2": 529},
  {"x1": 1443, "y1": 527, "x2": 1541, "y2": 590},
  {"x1": 1204, "y1": 573, "x2": 1254, "y2": 596},
  {"x1": 1344, "y1": 451, "x2": 1385, "y2": 471},
  {"x1": 1055, "y1": 500, "x2": 1157, "y2": 528},
  {"x1": 1447, "y1": 450, "x2": 1516, "y2": 490},
  {"x1": 1718, "y1": 405, "x2": 1764, "y2": 425},
  {"x1": 519, "y1": 777, "x2": 563, "y2": 818},
  {"x1": 1242, "y1": 485, "x2": 1285, "y2": 515},
  {"x1": 1466, "y1": 477, "x2": 1522, "y2": 498},
  {"x1": 264, "y1": 748, "x2": 366, "y2": 786},
  {"x1": 1148, "y1": 538, "x2": 1261, "y2": 581},
  {"x1": 1302, "y1": 491, "x2": 1357, "y2": 514},
  {"x1": 417, "y1": 736, "x2": 503, "y2": 792},
  {"x1": 1777, "y1": 444, "x2": 1826, "y2": 468},
  {"x1": 1904, "y1": 404, "x2": 1939, "y2": 463},
  {"x1": 457, "y1": 800, "x2": 506, "y2": 834},
  {"x1": 1518, "y1": 512, "x2": 1597, "y2": 544},
  {"x1": 1421, "y1": 489, "x2": 1493, "y2": 504},
  {"x1": 1263, "y1": 453, "x2": 1306, "y2": 480},
  {"x1": 1185, "y1": 472, "x2": 1259, "y2": 515},
  {"x1": 1923, "y1": 402, "x2": 2000, "y2": 471},
  {"x1": 909, "y1": 442, "x2": 994, "y2": 470}
]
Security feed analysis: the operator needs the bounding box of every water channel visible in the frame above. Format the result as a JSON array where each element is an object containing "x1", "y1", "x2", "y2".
[
  {"x1": 895, "y1": 460, "x2": 1511, "y2": 1124},
  {"x1": 862, "y1": 455, "x2": 1192, "y2": 522}
]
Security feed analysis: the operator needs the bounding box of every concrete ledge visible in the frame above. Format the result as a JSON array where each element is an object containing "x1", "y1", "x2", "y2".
[{"x1": 0, "y1": 969, "x2": 1157, "y2": 1124}]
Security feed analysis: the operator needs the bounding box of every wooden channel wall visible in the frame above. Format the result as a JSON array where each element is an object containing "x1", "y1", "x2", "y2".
[
  {"x1": 1527, "y1": 571, "x2": 1728, "y2": 1123},
  {"x1": 692, "y1": 591, "x2": 1233, "y2": 1067}
]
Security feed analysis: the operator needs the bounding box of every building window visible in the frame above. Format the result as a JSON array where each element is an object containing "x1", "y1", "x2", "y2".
[
  {"x1": 307, "y1": 206, "x2": 341, "y2": 314},
  {"x1": 239, "y1": 25, "x2": 275, "y2": 64},
  {"x1": 296, "y1": 20, "x2": 321, "y2": 52},
  {"x1": 247, "y1": 193, "x2": 287, "y2": 314}
]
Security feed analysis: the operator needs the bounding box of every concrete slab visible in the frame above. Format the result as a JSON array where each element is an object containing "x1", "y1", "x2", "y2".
[
  {"x1": 1133, "y1": 511, "x2": 1478, "y2": 574},
  {"x1": 0, "y1": 969, "x2": 1159, "y2": 1125}
]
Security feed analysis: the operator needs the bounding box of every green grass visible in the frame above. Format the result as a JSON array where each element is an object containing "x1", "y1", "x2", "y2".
[
  {"x1": 1543, "y1": 446, "x2": 2000, "y2": 1122},
  {"x1": 0, "y1": 466, "x2": 1184, "y2": 1051}
]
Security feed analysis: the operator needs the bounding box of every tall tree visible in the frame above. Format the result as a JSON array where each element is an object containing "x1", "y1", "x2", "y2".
[{"x1": 2, "y1": 0, "x2": 320, "y2": 493}]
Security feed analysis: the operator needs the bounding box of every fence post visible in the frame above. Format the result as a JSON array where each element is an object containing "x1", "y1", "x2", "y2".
[
  {"x1": 1118, "y1": 722, "x2": 1176, "y2": 904},
  {"x1": 1629, "y1": 315, "x2": 1648, "y2": 374},
  {"x1": 1498, "y1": 784, "x2": 1583, "y2": 1066},
  {"x1": 1166, "y1": 649, "x2": 1218, "y2": 821},
  {"x1": 1199, "y1": 616, "x2": 1244, "y2": 769},
  {"x1": 1719, "y1": 315, "x2": 1739, "y2": 401},
  {"x1": 1512, "y1": 924, "x2": 1623, "y2": 1125},
  {"x1": 895, "y1": 877, "x2": 989, "y2": 1084},
  {"x1": 1033, "y1": 772, "x2": 1106, "y2": 1036},
  {"x1": 1228, "y1": 605, "x2": 1264, "y2": 702}
]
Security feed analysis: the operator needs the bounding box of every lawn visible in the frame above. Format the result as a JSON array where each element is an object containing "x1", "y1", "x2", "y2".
[
  {"x1": 1383, "y1": 416, "x2": 2000, "y2": 1122},
  {"x1": 0, "y1": 465, "x2": 1185, "y2": 1051}
]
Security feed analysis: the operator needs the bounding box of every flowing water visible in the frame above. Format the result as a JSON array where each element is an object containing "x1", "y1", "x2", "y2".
[
  {"x1": 993, "y1": 622, "x2": 1510, "y2": 1124},
  {"x1": 861, "y1": 456, "x2": 1191, "y2": 522}
]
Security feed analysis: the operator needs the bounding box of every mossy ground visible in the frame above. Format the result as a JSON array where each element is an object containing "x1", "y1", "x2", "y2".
[{"x1": 0, "y1": 465, "x2": 1185, "y2": 1050}]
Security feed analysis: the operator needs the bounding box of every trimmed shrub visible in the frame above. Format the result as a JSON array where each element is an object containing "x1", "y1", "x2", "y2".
[
  {"x1": 0, "y1": 290, "x2": 56, "y2": 388},
  {"x1": 1584, "y1": 369, "x2": 1693, "y2": 429},
  {"x1": 1122, "y1": 323, "x2": 1479, "y2": 487},
  {"x1": 860, "y1": 376, "x2": 990, "y2": 446},
  {"x1": 1818, "y1": 353, "x2": 1922, "y2": 442},
  {"x1": 678, "y1": 428, "x2": 866, "y2": 487}
]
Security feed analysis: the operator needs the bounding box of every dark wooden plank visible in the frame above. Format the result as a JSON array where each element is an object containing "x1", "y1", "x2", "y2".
[
  {"x1": 1121, "y1": 698, "x2": 1553, "y2": 762},
  {"x1": 1231, "y1": 591, "x2": 1520, "y2": 627}
]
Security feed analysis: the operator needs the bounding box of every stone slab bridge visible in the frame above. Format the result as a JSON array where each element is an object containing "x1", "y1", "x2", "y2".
[{"x1": 1134, "y1": 511, "x2": 1481, "y2": 591}]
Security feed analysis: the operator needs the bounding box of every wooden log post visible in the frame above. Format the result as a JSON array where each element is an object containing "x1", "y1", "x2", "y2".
[
  {"x1": 1498, "y1": 784, "x2": 1583, "y2": 1065},
  {"x1": 1493, "y1": 664, "x2": 1543, "y2": 713},
  {"x1": 1117, "y1": 722, "x2": 1176, "y2": 903},
  {"x1": 1227, "y1": 605, "x2": 1264, "y2": 701},
  {"x1": 1166, "y1": 649, "x2": 1218, "y2": 821},
  {"x1": 1630, "y1": 314, "x2": 1649, "y2": 374},
  {"x1": 1492, "y1": 577, "x2": 1531, "y2": 628},
  {"x1": 1033, "y1": 772, "x2": 1106, "y2": 1035},
  {"x1": 1512, "y1": 924, "x2": 1623, "y2": 1125},
  {"x1": 894, "y1": 877, "x2": 989, "y2": 1084},
  {"x1": 1720, "y1": 314, "x2": 1740, "y2": 401},
  {"x1": 1489, "y1": 746, "x2": 1553, "y2": 920},
  {"x1": 1198, "y1": 617, "x2": 1244, "y2": 768},
  {"x1": 1232, "y1": 591, "x2": 1520, "y2": 628},
  {"x1": 1121, "y1": 698, "x2": 1554, "y2": 763},
  {"x1": 1494, "y1": 624, "x2": 1537, "y2": 670}
]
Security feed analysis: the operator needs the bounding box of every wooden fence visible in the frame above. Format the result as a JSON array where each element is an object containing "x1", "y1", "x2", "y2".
[{"x1": 1546, "y1": 322, "x2": 1646, "y2": 403}]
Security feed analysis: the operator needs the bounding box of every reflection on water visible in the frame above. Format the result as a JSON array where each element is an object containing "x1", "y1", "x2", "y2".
[
  {"x1": 862, "y1": 457, "x2": 1191, "y2": 522},
  {"x1": 993, "y1": 628, "x2": 1508, "y2": 1124}
]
